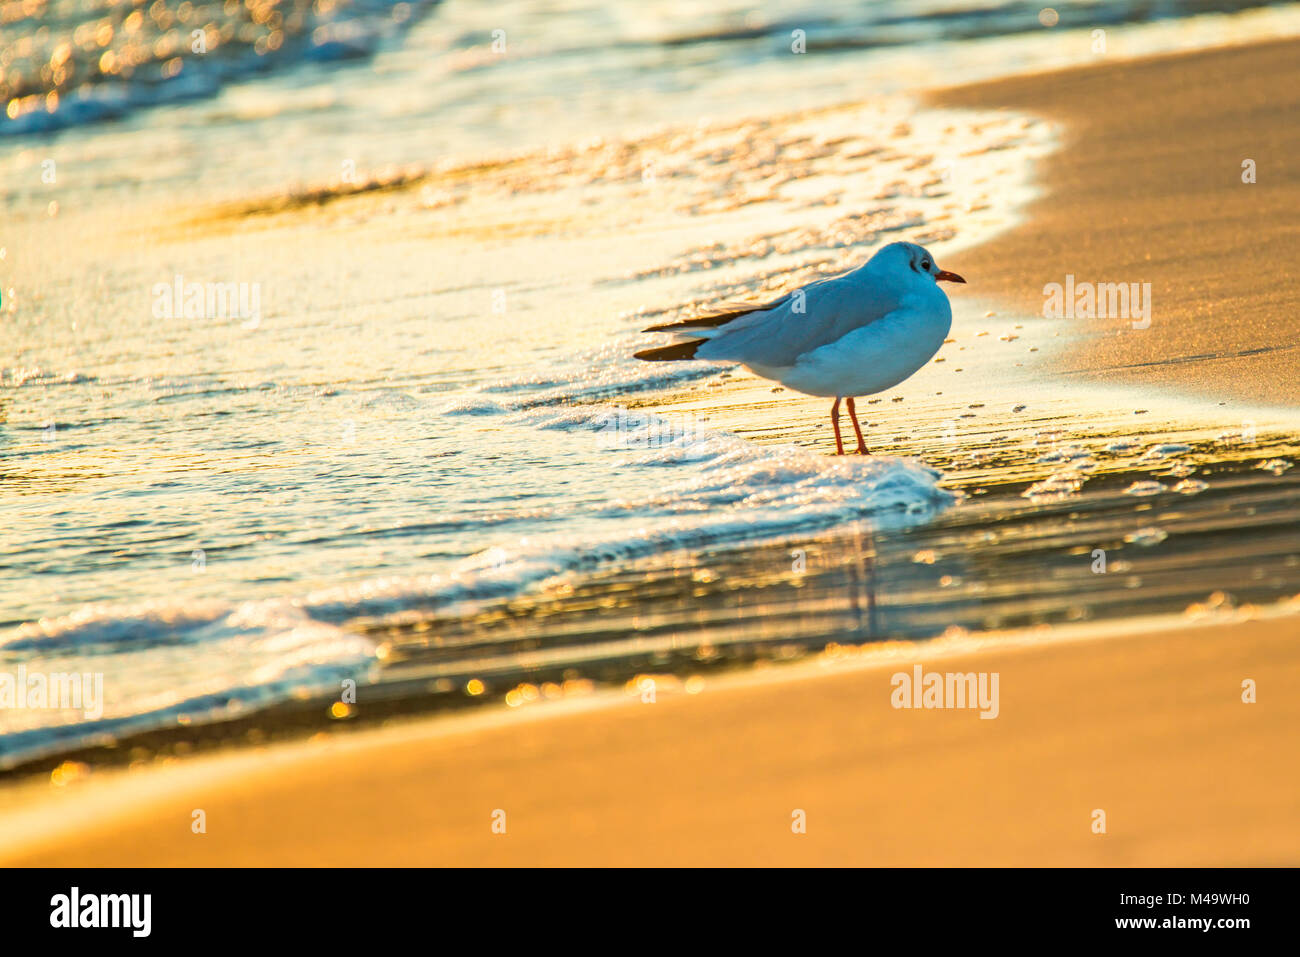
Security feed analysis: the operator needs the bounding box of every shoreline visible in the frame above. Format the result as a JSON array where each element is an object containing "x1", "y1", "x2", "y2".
[
  {"x1": 934, "y1": 36, "x2": 1300, "y2": 408},
  {"x1": 4, "y1": 603, "x2": 1297, "y2": 865},
  {"x1": 5, "y1": 37, "x2": 1300, "y2": 865}
]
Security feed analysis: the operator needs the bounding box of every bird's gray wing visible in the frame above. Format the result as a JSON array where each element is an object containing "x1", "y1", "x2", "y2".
[{"x1": 695, "y1": 274, "x2": 898, "y2": 369}]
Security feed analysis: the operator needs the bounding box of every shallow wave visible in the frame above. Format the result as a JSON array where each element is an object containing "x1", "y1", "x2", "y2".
[
  {"x1": 295, "y1": 401, "x2": 950, "y2": 612},
  {"x1": 0, "y1": 400, "x2": 948, "y2": 765},
  {"x1": 0, "y1": 0, "x2": 439, "y2": 139},
  {"x1": 0, "y1": 599, "x2": 229, "y2": 652},
  {"x1": 0, "y1": 598, "x2": 373, "y2": 768}
]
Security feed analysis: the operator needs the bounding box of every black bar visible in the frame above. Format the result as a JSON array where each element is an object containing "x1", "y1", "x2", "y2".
[{"x1": 0, "y1": 867, "x2": 1286, "y2": 942}]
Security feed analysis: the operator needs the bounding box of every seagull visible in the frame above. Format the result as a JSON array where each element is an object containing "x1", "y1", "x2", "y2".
[{"x1": 634, "y1": 241, "x2": 965, "y2": 455}]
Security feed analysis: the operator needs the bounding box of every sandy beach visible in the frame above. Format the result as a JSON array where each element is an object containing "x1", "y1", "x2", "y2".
[
  {"x1": 4, "y1": 35, "x2": 1299, "y2": 866},
  {"x1": 937, "y1": 36, "x2": 1300, "y2": 408},
  {"x1": 5, "y1": 607, "x2": 1297, "y2": 866}
]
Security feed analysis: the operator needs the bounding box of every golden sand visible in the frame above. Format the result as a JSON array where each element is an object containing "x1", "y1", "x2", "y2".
[
  {"x1": 937, "y1": 37, "x2": 1300, "y2": 408},
  {"x1": 3, "y1": 610, "x2": 1297, "y2": 866}
]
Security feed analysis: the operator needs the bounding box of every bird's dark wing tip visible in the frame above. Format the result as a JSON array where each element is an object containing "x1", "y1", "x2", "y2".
[
  {"x1": 641, "y1": 303, "x2": 769, "y2": 334},
  {"x1": 634, "y1": 340, "x2": 704, "y2": 361}
]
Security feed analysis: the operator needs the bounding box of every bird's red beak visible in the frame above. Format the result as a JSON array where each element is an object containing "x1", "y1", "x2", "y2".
[{"x1": 935, "y1": 270, "x2": 966, "y2": 284}]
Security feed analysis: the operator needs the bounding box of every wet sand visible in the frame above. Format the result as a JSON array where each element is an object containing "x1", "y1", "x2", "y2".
[
  {"x1": 6, "y1": 39, "x2": 1300, "y2": 866},
  {"x1": 935, "y1": 37, "x2": 1300, "y2": 408},
  {"x1": 4, "y1": 608, "x2": 1298, "y2": 866}
]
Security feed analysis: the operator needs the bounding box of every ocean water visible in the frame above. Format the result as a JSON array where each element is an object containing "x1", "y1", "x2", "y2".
[{"x1": 4, "y1": 0, "x2": 1300, "y2": 769}]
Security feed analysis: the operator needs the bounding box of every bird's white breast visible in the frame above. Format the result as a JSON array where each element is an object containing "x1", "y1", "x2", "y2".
[{"x1": 755, "y1": 292, "x2": 951, "y2": 398}]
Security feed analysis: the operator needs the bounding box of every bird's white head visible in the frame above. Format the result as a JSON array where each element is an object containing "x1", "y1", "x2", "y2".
[{"x1": 872, "y1": 241, "x2": 966, "y2": 286}]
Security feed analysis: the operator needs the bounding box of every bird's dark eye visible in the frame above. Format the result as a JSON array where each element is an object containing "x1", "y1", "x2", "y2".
[{"x1": 921, "y1": 260, "x2": 931, "y2": 271}]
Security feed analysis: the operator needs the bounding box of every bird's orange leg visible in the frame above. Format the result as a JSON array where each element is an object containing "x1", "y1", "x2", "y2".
[
  {"x1": 830, "y1": 397, "x2": 844, "y2": 455},
  {"x1": 845, "y1": 397, "x2": 869, "y2": 455}
]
